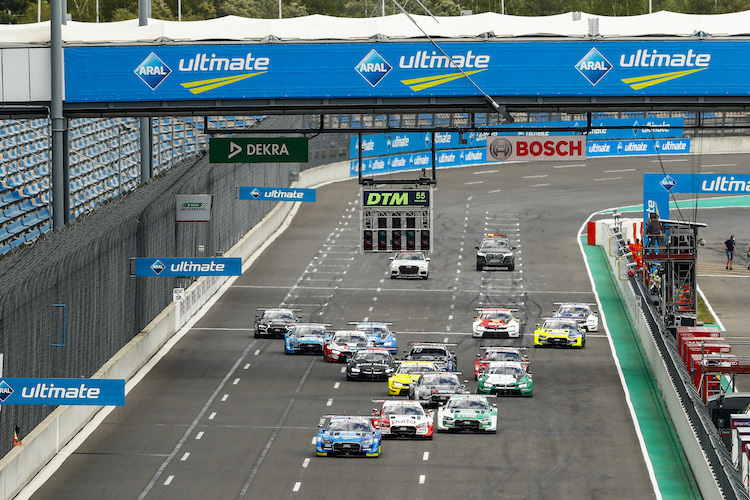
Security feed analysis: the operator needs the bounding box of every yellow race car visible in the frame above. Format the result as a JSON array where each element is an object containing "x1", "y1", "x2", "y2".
[
  {"x1": 387, "y1": 361, "x2": 439, "y2": 395},
  {"x1": 533, "y1": 317, "x2": 586, "y2": 348}
]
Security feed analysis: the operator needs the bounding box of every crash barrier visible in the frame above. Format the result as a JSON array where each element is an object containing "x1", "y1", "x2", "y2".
[
  {"x1": 594, "y1": 219, "x2": 742, "y2": 499},
  {"x1": 0, "y1": 159, "x2": 350, "y2": 499}
]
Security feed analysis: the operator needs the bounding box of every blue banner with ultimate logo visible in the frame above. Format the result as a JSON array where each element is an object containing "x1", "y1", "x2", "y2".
[
  {"x1": 237, "y1": 186, "x2": 316, "y2": 202},
  {"x1": 65, "y1": 42, "x2": 750, "y2": 102},
  {"x1": 0, "y1": 378, "x2": 124, "y2": 406},
  {"x1": 133, "y1": 257, "x2": 242, "y2": 277}
]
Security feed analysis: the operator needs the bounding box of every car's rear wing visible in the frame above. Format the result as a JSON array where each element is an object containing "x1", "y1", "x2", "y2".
[
  {"x1": 478, "y1": 346, "x2": 529, "y2": 350},
  {"x1": 474, "y1": 307, "x2": 520, "y2": 312},
  {"x1": 348, "y1": 321, "x2": 394, "y2": 326},
  {"x1": 256, "y1": 306, "x2": 303, "y2": 312}
]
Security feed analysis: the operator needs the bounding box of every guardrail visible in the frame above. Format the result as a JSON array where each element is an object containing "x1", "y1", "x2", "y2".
[{"x1": 598, "y1": 220, "x2": 746, "y2": 500}]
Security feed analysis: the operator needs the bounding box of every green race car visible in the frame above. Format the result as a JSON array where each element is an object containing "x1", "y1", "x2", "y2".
[{"x1": 477, "y1": 361, "x2": 532, "y2": 397}]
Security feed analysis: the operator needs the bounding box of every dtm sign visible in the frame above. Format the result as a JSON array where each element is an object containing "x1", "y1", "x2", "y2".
[
  {"x1": 363, "y1": 190, "x2": 430, "y2": 207},
  {"x1": 209, "y1": 138, "x2": 308, "y2": 163}
]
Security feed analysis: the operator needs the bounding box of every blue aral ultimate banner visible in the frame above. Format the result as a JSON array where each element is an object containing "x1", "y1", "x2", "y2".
[
  {"x1": 133, "y1": 257, "x2": 242, "y2": 277},
  {"x1": 65, "y1": 42, "x2": 750, "y2": 102},
  {"x1": 0, "y1": 378, "x2": 125, "y2": 406},
  {"x1": 237, "y1": 186, "x2": 316, "y2": 202}
]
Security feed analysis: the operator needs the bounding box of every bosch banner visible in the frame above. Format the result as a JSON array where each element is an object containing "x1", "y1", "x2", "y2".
[
  {"x1": 237, "y1": 186, "x2": 316, "y2": 202},
  {"x1": 487, "y1": 136, "x2": 586, "y2": 162},
  {"x1": 65, "y1": 42, "x2": 750, "y2": 103},
  {"x1": 0, "y1": 378, "x2": 125, "y2": 406},
  {"x1": 363, "y1": 190, "x2": 430, "y2": 207},
  {"x1": 131, "y1": 257, "x2": 242, "y2": 277}
]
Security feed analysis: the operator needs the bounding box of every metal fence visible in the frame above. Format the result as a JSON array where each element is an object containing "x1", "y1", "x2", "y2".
[{"x1": 0, "y1": 122, "x2": 349, "y2": 454}]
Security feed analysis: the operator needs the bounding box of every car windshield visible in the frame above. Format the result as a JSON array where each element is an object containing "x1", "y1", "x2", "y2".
[
  {"x1": 481, "y1": 239, "x2": 510, "y2": 250},
  {"x1": 446, "y1": 398, "x2": 489, "y2": 410},
  {"x1": 487, "y1": 365, "x2": 523, "y2": 376},
  {"x1": 334, "y1": 333, "x2": 369, "y2": 344},
  {"x1": 395, "y1": 252, "x2": 424, "y2": 261},
  {"x1": 357, "y1": 324, "x2": 389, "y2": 338},
  {"x1": 327, "y1": 420, "x2": 370, "y2": 432},
  {"x1": 264, "y1": 310, "x2": 294, "y2": 321},
  {"x1": 409, "y1": 347, "x2": 447, "y2": 360},
  {"x1": 399, "y1": 364, "x2": 435, "y2": 374},
  {"x1": 485, "y1": 351, "x2": 521, "y2": 362},
  {"x1": 354, "y1": 351, "x2": 391, "y2": 363},
  {"x1": 544, "y1": 319, "x2": 578, "y2": 330},
  {"x1": 294, "y1": 325, "x2": 325, "y2": 337},
  {"x1": 383, "y1": 405, "x2": 424, "y2": 416},
  {"x1": 480, "y1": 311, "x2": 512, "y2": 321},
  {"x1": 421, "y1": 374, "x2": 459, "y2": 386},
  {"x1": 558, "y1": 305, "x2": 589, "y2": 315}
]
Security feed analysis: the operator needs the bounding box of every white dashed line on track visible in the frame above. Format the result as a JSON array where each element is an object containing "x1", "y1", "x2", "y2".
[
  {"x1": 221, "y1": 394, "x2": 229, "y2": 402},
  {"x1": 181, "y1": 452, "x2": 190, "y2": 461},
  {"x1": 326, "y1": 399, "x2": 333, "y2": 407},
  {"x1": 340, "y1": 367, "x2": 346, "y2": 373},
  {"x1": 243, "y1": 364, "x2": 250, "y2": 370},
  {"x1": 464, "y1": 181, "x2": 484, "y2": 185},
  {"x1": 419, "y1": 475, "x2": 426, "y2": 484},
  {"x1": 209, "y1": 412, "x2": 217, "y2": 420},
  {"x1": 523, "y1": 174, "x2": 548, "y2": 179},
  {"x1": 302, "y1": 458, "x2": 310, "y2": 468},
  {"x1": 164, "y1": 475, "x2": 174, "y2": 486},
  {"x1": 605, "y1": 168, "x2": 635, "y2": 173},
  {"x1": 531, "y1": 183, "x2": 550, "y2": 187},
  {"x1": 553, "y1": 164, "x2": 585, "y2": 168},
  {"x1": 311, "y1": 437, "x2": 316, "y2": 445},
  {"x1": 474, "y1": 170, "x2": 498, "y2": 175},
  {"x1": 254, "y1": 350, "x2": 261, "y2": 356},
  {"x1": 233, "y1": 378, "x2": 240, "y2": 385},
  {"x1": 334, "y1": 382, "x2": 340, "y2": 389},
  {"x1": 293, "y1": 482, "x2": 301, "y2": 492},
  {"x1": 196, "y1": 432, "x2": 204, "y2": 440},
  {"x1": 594, "y1": 177, "x2": 622, "y2": 181},
  {"x1": 488, "y1": 189, "x2": 502, "y2": 193},
  {"x1": 423, "y1": 452, "x2": 429, "y2": 461}
]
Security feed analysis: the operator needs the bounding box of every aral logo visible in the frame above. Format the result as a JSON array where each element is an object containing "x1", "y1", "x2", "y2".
[
  {"x1": 576, "y1": 48, "x2": 612, "y2": 86},
  {"x1": 251, "y1": 188, "x2": 261, "y2": 199},
  {"x1": 135, "y1": 52, "x2": 171, "y2": 90},
  {"x1": 0, "y1": 380, "x2": 13, "y2": 402},
  {"x1": 356, "y1": 50, "x2": 392, "y2": 87},
  {"x1": 660, "y1": 175, "x2": 677, "y2": 191},
  {"x1": 150, "y1": 260, "x2": 166, "y2": 275}
]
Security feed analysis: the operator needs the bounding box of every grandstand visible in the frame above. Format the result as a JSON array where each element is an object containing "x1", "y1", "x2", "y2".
[{"x1": 0, "y1": 115, "x2": 273, "y2": 256}]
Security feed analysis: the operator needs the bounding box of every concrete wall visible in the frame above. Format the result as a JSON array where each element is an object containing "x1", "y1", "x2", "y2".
[{"x1": 0, "y1": 160, "x2": 349, "y2": 499}]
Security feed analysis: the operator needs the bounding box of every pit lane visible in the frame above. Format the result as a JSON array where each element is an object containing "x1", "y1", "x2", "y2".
[{"x1": 30, "y1": 153, "x2": 750, "y2": 499}]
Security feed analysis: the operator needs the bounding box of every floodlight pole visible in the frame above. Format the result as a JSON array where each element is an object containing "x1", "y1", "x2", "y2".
[
  {"x1": 51, "y1": 0, "x2": 68, "y2": 229},
  {"x1": 139, "y1": 0, "x2": 153, "y2": 182}
]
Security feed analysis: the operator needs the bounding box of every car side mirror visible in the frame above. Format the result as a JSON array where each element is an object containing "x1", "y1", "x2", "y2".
[
  {"x1": 463, "y1": 380, "x2": 468, "y2": 384},
  {"x1": 475, "y1": 246, "x2": 480, "y2": 250},
  {"x1": 535, "y1": 324, "x2": 540, "y2": 328},
  {"x1": 389, "y1": 256, "x2": 394, "y2": 260},
  {"x1": 372, "y1": 409, "x2": 378, "y2": 414},
  {"x1": 426, "y1": 258, "x2": 431, "y2": 262}
]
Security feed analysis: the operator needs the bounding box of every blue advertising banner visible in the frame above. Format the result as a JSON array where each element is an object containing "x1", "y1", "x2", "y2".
[
  {"x1": 588, "y1": 138, "x2": 690, "y2": 157},
  {"x1": 644, "y1": 173, "x2": 750, "y2": 222},
  {"x1": 0, "y1": 378, "x2": 125, "y2": 406},
  {"x1": 133, "y1": 257, "x2": 242, "y2": 277},
  {"x1": 65, "y1": 41, "x2": 750, "y2": 103},
  {"x1": 237, "y1": 186, "x2": 316, "y2": 202}
]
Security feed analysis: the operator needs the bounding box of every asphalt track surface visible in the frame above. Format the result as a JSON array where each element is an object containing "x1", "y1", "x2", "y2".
[{"x1": 31, "y1": 153, "x2": 750, "y2": 500}]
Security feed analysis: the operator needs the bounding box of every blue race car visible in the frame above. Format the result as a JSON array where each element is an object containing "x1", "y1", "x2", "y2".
[
  {"x1": 284, "y1": 323, "x2": 329, "y2": 354},
  {"x1": 315, "y1": 416, "x2": 382, "y2": 457},
  {"x1": 350, "y1": 321, "x2": 398, "y2": 354}
]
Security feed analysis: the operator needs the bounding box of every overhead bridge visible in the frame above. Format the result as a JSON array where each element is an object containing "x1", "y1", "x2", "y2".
[{"x1": 2, "y1": 12, "x2": 750, "y2": 119}]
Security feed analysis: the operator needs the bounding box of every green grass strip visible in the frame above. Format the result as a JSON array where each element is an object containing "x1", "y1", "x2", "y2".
[{"x1": 583, "y1": 239, "x2": 702, "y2": 499}]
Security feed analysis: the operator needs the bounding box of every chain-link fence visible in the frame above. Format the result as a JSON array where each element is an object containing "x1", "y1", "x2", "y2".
[{"x1": 0, "y1": 124, "x2": 349, "y2": 454}]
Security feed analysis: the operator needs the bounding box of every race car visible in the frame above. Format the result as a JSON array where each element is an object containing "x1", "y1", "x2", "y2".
[
  {"x1": 323, "y1": 330, "x2": 372, "y2": 362},
  {"x1": 552, "y1": 302, "x2": 599, "y2": 332},
  {"x1": 409, "y1": 371, "x2": 469, "y2": 408},
  {"x1": 284, "y1": 323, "x2": 329, "y2": 354},
  {"x1": 389, "y1": 251, "x2": 430, "y2": 279},
  {"x1": 315, "y1": 416, "x2": 382, "y2": 457},
  {"x1": 254, "y1": 307, "x2": 301, "y2": 338},
  {"x1": 477, "y1": 361, "x2": 533, "y2": 397},
  {"x1": 371, "y1": 399, "x2": 433, "y2": 439},
  {"x1": 346, "y1": 348, "x2": 397, "y2": 381},
  {"x1": 476, "y1": 233, "x2": 515, "y2": 271},
  {"x1": 534, "y1": 317, "x2": 586, "y2": 348},
  {"x1": 472, "y1": 307, "x2": 521, "y2": 338},
  {"x1": 474, "y1": 347, "x2": 530, "y2": 380},
  {"x1": 388, "y1": 361, "x2": 439, "y2": 396},
  {"x1": 436, "y1": 394, "x2": 497, "y2": 433},
  {"x1": 350, "y1": 321, "x2": 398, "y2": 354},
  {"x1": 403, "y1": 343, "x2": 458, "y2": 372}
]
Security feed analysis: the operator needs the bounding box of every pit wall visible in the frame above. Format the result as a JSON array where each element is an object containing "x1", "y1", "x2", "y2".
[
  {"x1": 0, "y1": 161, "x2": 349, "y2": 499},
  {"x1": 593, "y1": 218, "x2": 723, "y2": 499}
]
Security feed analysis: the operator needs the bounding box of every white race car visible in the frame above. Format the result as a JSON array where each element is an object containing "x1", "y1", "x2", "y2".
[
  {"x1": 389, "y1": 251, "x2": 430, "y2": 279},
  {"x1": 472, "y1": 308, "x2": 521, "y2": 338},
  {"x1": 437, "y1": 394, "x2": 497, "y2": 433},
  {"x1": 552, "y1": 302, "x2": 599, "y2": 332},
  {"x1": 371, "y1": 399, "x2": 434, "y2": 439}
]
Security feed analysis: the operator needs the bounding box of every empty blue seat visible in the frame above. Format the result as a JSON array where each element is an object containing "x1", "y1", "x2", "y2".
[
  {"x1": 25, "y1": 228, "x2": 40, "y2": 241},
  {"x1": 4, "y1": 205, "x2": 23, "y2": 219},
  {"x1": 7, "y1": 220, "x2": 25, "y2": 235},
  {"x1": 0, "y1": 243, "x2": 9, "y2": 255},
  {"x1": 9, "y1": 237, "x2": 24, "y2": 249}
]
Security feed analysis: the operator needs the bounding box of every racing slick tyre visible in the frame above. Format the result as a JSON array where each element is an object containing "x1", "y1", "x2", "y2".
[
  {"x1": 254, "y1": 330, "x2": 260, "y2": 338},
  {"x1": 508, "y1": 264, "x2": 515, "y2": 271},
  {"x1": 476, "y1": 263, "x2": 483, "y2": 271}
]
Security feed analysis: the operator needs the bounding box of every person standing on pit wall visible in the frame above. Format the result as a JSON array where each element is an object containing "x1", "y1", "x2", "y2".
[
  {"x1": 724, "y1": 235, "x2": 736, "y2": 270},
  {"x1": 644, "y1": 212, "x2": 662, "y2": 253}
]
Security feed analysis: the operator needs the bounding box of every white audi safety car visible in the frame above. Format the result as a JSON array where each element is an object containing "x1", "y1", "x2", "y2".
[{"x1": 389, "y1": 251, "x2": 430, "y2": 279}]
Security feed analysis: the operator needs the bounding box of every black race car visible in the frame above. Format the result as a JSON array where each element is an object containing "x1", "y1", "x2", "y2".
[
  {"x1": 346, "y1": 348, "x2": 397, "y2": 381},
  {"x1": 254, "y1": 307, "x2": 300, "y2": 338}
]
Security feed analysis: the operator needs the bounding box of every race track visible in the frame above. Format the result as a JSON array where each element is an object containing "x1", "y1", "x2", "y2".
[{"x1": 32, "y1": 153, "x2": 748, "y2": 500}]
